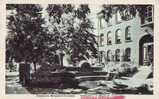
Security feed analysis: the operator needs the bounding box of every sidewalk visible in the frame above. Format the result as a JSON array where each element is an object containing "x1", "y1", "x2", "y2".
[{"x1": 6, "y1": 71, "x2": 19, "y2": 77}]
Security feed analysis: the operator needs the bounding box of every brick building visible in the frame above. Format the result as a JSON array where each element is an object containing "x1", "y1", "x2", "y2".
[{"x1": 97, "y1": 5, "x2": 154, "y2": 68}]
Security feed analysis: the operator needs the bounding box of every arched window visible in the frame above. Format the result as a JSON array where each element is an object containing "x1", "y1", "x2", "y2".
[
  {"x1": 125, "y1": 26, "x2": 131, "y2": 41},
  {"x1": 115, "y1": 49, "x2": 120, "y2": 61},
  {"x1": 107, "y1": 31, "x2": 112, "y2": 44},
  {"x1": 107, "y1": 50, "x2": 111, "y2": 61},
  {"x1": 115, "y1": 29, "x2": 121, "y2": 44},
  {"x1": 125, "y1": 48, "x2": 131, "y2": 61}
]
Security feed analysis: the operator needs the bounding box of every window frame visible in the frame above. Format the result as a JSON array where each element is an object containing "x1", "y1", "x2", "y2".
[
  {"x1": 99, "y1": 33, "x2": 104, "y2": 46},
  {"x1": 125, "y1": 26, "x2": 132, "y2": 41},
  {"x1": 145, "y1": 6, "x2": 153, "y2": 23},
  {"x1": 107, "y1": 50, "x2": 111, "y2": 62},
  {"x1": 125, "y1": 48, "x2": 131, "y2": 62},
  {"x1": 115, "y1": 29, "x2": 122, "y2": 44},
  {"x1": 115, "y1": 49, "x2": 120, "y2": 62},
  {"x1": 116, "y1": 10, "x2": 122, "y2": 24},
  {"x1": 107, "y1": 31, "x2": 112, "y2": 45}
]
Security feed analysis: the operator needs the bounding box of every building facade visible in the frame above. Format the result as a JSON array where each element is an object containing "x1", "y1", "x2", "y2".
[{"x1": 97, "y1": 5, "x2": 154, "y2": 68}]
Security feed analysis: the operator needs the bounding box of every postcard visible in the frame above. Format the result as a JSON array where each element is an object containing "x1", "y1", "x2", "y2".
[{"x1": 0, "y1": 0, "x2": 159, "y2": 99}]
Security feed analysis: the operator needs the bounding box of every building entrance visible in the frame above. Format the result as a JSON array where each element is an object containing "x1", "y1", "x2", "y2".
[{"x1": 139, "y1": 34, "x2": 153, "y2": 66}]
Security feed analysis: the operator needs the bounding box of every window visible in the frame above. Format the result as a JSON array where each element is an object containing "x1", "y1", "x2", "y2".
[
  {"x1": 107, "y1": 50, "x2": 111, "y2": 61},
  {"x1": 116, "y1": 10, "x2": 122, "y2": 23},
  {"x1": 145, "y1": 6, "x2": 153, "y2": 23},
  {"x1": 125, "y1": 26, "x2": 131, "y2": 41},
  {"x1": 125, "y1": 48, "x2": 131, "y2": 61},
  {"x1": 99, "y1": 51, "x2": 104, "y2": 63},
  {"x1": 124, "y1": 7, "x2": 133, "y2": 20},
  {"x1": 107, "y1": 31, "x2": 112, "y2": 45},
  {"x1": 98, "y1": 17, "x2": 106, "y2": 29},
  {"x1": 115, "y1": 29, "x2": 121, "y2": 44},
  {"x1": 143, "y1": 43, "x2": 153, "y2": 66},
  {"x1": 141, "y1": 6, "x2": 153, "y2": 24},
  {"x1": 100, "y1": 33, "x2": 104, "y2": 46},
  {"x1": 115, "y1": 49, "x2": 120, "y2": 62}
]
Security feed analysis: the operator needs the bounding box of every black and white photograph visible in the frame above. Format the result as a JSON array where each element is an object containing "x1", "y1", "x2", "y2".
[{"x1": 5, "y1": 4, "x2": 154, "y2": 95}]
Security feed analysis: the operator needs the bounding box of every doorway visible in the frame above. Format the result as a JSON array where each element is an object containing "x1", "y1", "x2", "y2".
[{"x1": 139, "y1": 34, "x2": 153, "y2": 66}]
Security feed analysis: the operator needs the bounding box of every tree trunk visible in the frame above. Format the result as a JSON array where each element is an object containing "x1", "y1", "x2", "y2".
[
  {"x1": 60, "y1": 53, "x2": 65, "y2": 67},
  {"x1": 33, "y1": 62, "x2": 36, "y2": 72}
]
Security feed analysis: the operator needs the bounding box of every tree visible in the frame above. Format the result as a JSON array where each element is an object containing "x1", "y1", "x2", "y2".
[
  {"x1": 46, "y1": 4, "x2": 98, "y2": 65},
  {"x1": 73, "y1": 5, "x2": 97, "y2": 59},
  {"x1": 46, "y1": 4, "x2": 75, "y2": 66},
  {"x1": 6, "y1": 4, "x2": 46, "y2": 71},
  {"x1": 6, "y1": 4, "x2": 98, "y2": 71}
]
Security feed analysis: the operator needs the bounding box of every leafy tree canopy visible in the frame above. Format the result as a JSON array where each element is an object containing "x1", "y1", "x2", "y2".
[
  {"x1": 6, "y1": 4, "x2": 46, "y2": 64},
  {"x1": 46, "y1": 4, "x2": 98, "y2": 63}
]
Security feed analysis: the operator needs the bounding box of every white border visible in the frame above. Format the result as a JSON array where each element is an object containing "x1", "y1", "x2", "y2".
[{"x1": 0, "y1": 0, "x2": 159, "y2": 99}]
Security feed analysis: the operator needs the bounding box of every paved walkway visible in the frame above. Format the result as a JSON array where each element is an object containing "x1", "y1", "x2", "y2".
[
  {"x1": 6, "y1": 71, "x2": 19, "y2": 77},
  {"x1": 6, "y1": 72, "x2": 30, "y2": 94}
]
